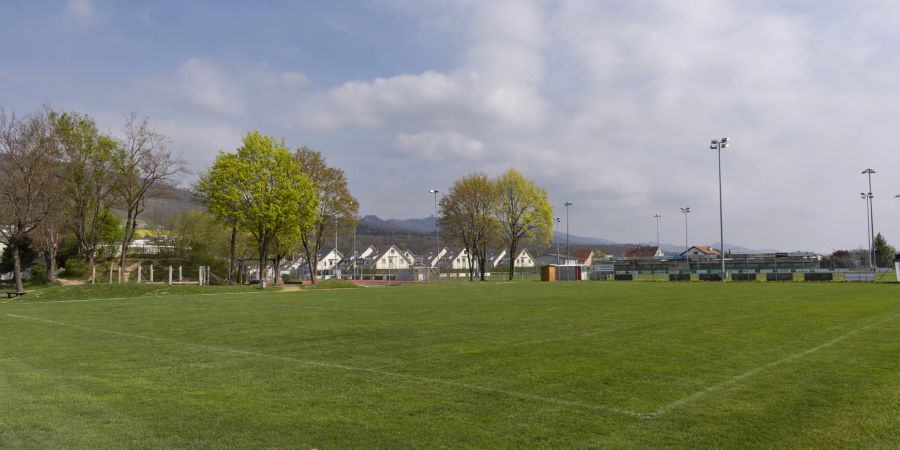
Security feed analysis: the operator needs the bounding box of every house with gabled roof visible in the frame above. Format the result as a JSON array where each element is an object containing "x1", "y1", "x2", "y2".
[
  {"x1": 489, "y1": 248, "x2": 536, "y2": 268},
  {"x1": 680, "y1": 245, "x2": 721, "y2": 258},
  {"x1": 624, "y1": 245, "x2": 664, "y2": 258},
  {"x1": 369, "y1": 245, "x2": 414, "y2": 270},
  {"x1": 442, "y1": 248, "x2": 474, "y2": 270}
]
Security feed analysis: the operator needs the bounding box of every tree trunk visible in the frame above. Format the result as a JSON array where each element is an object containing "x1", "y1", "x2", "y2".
[
  {"x1": 479, "y1": 251, "x2": 487, "y2": 281},
  {"x1": 228, "y1": 223, "x2": 237, "y2": 283},
  {"x1": 274, "y1": 254, "x2": 283, "y2": 285},
  {"x1": 88, "y1": 255, "x2": 96, "y2": 283},
  {"x1": 44, "y1": 252, "x2": 57, "y2": 284},
  {"x1": 306, "y1": 257, "x2": 318, "y2": 285},
  {"x1": 119, "y1": 214, "x2": 133, "y2": 278},
  {"x1": 258, "y1": 239, "x2": 268, "y2": 289},
  {"x1": 13, "y1": 244, "x2": 24, "y2": 294},
  {"x1": 507, "y1": 242, "x2": 517, "y2": 281}
]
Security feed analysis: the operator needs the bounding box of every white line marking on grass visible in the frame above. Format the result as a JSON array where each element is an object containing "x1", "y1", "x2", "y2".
[
  {"x1": 370, "y1": 324, "x2": 639, "y2": 370},
  {"x1": 3, "y1": 312, "x2": 645, "y2": 419},
  {"x1": 0, "y1": 289, "x2": 294, "y2": 305},
  {"x1": 647, "y1": 312, "x2": 900, "y2": 419}
]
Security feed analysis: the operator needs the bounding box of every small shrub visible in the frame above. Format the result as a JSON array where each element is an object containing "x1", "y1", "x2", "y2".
[
  {"x1": 30, "y1": 265, "x2": 47, "y2": 285},
  {"x1": 63, "y1": 257, "x2": 89, "y2": 279}
]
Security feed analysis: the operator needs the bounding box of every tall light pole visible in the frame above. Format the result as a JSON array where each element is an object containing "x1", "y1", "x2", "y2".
[
  {"x1": 333, "y1": 215, "x2": 339, "y2": 279},
  {"x1": 564, "y1": 202, "x2": 573, "y2": 263},
  {"x1": 680, "y1": 207, "x2": 690, "y2": 253},
  {"x1": 710, "y1": 137, "x2": 730, "y2": 282},
  {"x1": 554, "y1": 217, "x2": 561, "y2": 264},
  {"x1": 861, "y1": 192, "x2": 871, "y2": 269},
  {"x1": 429, "y1": 189, "x2": 440, "y2": 281},
  {"x1": 653, "y1": 214, "x2": 662, "y2": 248},
  {"x1": 862, "y1": 169, "x2": 876, "y2": 269}
]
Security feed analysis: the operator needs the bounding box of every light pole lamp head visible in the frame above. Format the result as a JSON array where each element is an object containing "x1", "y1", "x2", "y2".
[
  {"x1": 555, "y1": 217, "x2": 560, "y2": 223},
  {"x1": 895, "y1": 194, "x2": 900, "y2": 198},
  {"x1": 861, "y1": 192, "x2": 867, "y2": 198},
  {"x1": 681, "y1": 207, "x2": 690, "y2": 214},
  {"x1": 564, "y1": 202, "x2": 574, "y2": 206},
  {"x1": 861, "y1": 168, "x2": 875, "y2": 175},
  {"x1": 429, "y1": 189, "x2": 439, "y2": 194}
]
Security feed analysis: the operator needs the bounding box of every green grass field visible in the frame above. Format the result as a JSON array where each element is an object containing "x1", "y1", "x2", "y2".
[{"x1": 1, "y1": 282, "x2": 898, "y2": 448}]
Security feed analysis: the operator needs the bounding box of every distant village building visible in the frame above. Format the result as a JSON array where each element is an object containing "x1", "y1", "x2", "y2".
[
  {"x1": 624, "y1": 245, "x2": 664, "y2": 258},
  {"x1": 489, "y1": 248, "x2": 536, "y2": 268},
  {"x1": 680, "y1": 245, "x2": 721, "y2": 258}
]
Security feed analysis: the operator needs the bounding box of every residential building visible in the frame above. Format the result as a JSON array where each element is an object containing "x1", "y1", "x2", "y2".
[
  {"x1": 624, "y1": 245, "x2": 664, "y2": 258},
  {"x1": 680, "y1": 245, "x2": 721, "y2": 258}
]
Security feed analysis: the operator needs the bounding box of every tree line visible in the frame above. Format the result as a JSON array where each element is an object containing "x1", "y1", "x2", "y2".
[
  {"x1": 2, "y1": 105, "x2": 555, "y2": 291},
  {"x1": 0, "y1": 107, "x2": 181, "y2": 293}
]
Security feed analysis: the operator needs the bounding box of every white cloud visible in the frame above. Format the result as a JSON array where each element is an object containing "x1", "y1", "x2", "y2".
[
  {"x1": 67, "y1": 0, "x2": 97, "y2": 24},
  {"x1": 394, "y1": 131, "x2": 485, "y2": 161},
  {"x1": 281, "y1": 71, "x2": 309, "y2": 86},
  {"x1": 292, "y1": 0, "x2": 900, "y2": 251},
  {"x1": 172, "y1": 58, "x2": 246, "y2": 117}
]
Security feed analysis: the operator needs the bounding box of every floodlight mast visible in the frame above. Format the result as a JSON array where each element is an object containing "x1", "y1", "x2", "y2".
[
  {"x1": 710, "y1": 137, "x2": 729, "y2": 282},
  {"x1": 653, "y1": 214, "x2": 662, "y2": 248},
  {"x1": 554, "y1": 217, "x2": 561, "y2": 265},
  {"x1": 861, "y1": 169, "x2": 876, "y2": 271},
  {"x1": 861, "y1": 192, "x2": 871, "y2": 269},
  {"x1": 429, "y1": 189, "x2": 440, "y2": 281},
  {"x1": 680, "y1": 207, "x2": 690, "y2": 254},
  {"x1": 564, "y1": 202, "x2": 574, "y2": 264}
]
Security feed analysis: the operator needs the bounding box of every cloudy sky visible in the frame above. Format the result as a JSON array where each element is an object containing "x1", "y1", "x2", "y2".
[{"x1": 3, "y1": 0, "x2": 900, "y2": 252}]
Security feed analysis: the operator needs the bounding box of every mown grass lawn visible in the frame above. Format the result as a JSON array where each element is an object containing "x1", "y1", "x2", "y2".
[{"x1": 1, "y1": 282, "x2": 898, "y2": 448}]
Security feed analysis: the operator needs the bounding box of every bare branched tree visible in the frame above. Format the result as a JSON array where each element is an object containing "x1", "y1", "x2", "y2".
[
  {"x1": 295, "y1": 147, "x2": 359, "y2": 284},
  {"x1": 0, "y1": 109, "x2": 60, "y2": 292},
  {"x1": 113, "y1": 112, "x2": 183, "y2": 276}
]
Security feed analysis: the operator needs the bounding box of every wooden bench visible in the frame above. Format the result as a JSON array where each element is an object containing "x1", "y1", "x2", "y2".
[{"x1": 4, "y1": 292, "x2": 25, "y2": 299}]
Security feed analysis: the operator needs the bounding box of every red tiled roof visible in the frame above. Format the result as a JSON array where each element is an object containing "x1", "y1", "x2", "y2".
[
  {"x1": 688, "y1": 245, "x2": 721, "y2": 255},
  {"x1": 624, "y1": 246, "x2": 659, "y2": 258}
]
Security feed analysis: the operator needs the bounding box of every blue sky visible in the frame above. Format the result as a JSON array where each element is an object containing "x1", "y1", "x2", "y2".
[{"x1": 3, "y1": 0, "x2": 900, "y2": 252}]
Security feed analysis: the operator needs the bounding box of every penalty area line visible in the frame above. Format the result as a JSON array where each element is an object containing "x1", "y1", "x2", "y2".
[
  {"x1": 3, "y1": 312, "x2": 644, "y2": 419},
  {"x1": 646, "y1": 311, "x2": 900, "y2": 418}
]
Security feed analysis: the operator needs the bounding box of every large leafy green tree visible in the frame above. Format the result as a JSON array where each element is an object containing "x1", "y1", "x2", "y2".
[
  {"x1": 873, "y1": 233, "x2": 895, "y2": 268},
  {"x1": 294, "y1": 147, "x2": 358, "y2": 284},
  {"x1": 494, "y1": 168, "x2": 553, "y2": 280},
  {"x1": 49, "y1": 110, "x2": 119, "y2": 280},
  {"x1": 439, "y1": 173, "x2": 497, "y2": 281},
  {"x1": 197, "y1": 164, "x2": 243, "y2": 283},
  {"x1": 200, "y1": 132, "x2": 318, "y2": 288}
]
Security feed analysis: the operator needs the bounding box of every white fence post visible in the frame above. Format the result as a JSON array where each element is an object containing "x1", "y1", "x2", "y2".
[
  {"x1": 91, "y1": 265, "x2": 96, "y2": 284},
  {"x1": 150, "y1": 265, "x2": 154, "y2": 283},
  {"x1": 168, "y1": 266, "x2": 173, "y2": 285},
  {"x1": 108, "y1": 264, "x2": 113, "y2": 284},
  {"x1": 179, "y1": 266, "x2": 183, "y2": 283},
  {"x1": 137, "y1": 266, "x2": 142, "y2": 284}
]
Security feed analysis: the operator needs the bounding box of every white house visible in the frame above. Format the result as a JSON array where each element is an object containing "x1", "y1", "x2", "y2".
[
  {"x1": 427, "y1": 248, "x2": 449, "y2": 268},
  {"x1": 442, "y1": 248, "x2": 475, "y2": 270},
  {"x1": 316, "y1": 248, "x2": 343, "y2": 272},
  {"x1": 370, "y1": 245, "x2": 414, "y2": 270},
  {"x1": 490, "y1": 248, "x2": 536, "y2": 268}
]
